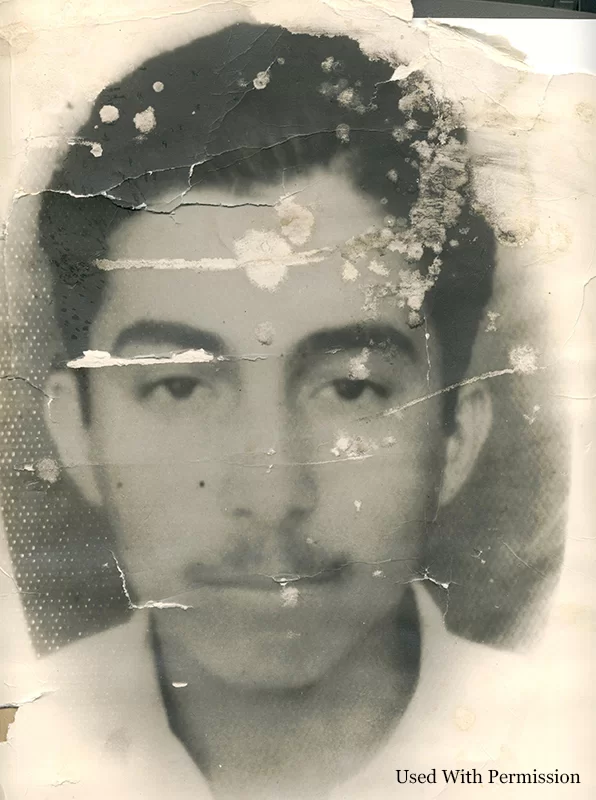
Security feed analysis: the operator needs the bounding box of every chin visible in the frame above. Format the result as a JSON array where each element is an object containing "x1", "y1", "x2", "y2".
[{"x1": 195, "y1": 632, "x2": 349, "y2": 691}]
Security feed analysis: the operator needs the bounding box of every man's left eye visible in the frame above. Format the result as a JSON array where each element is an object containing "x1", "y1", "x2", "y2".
[{"x1": 329, "y1": 378, "x2": 390, "y2": 401}]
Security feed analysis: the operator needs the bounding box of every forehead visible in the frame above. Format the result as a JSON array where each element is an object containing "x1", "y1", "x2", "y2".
[{"x1": 93, "y1": 169, "x2": 425, "y2": 354}]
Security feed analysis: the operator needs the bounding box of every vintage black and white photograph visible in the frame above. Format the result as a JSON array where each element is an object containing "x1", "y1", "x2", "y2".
[{"x1": 0, "y1": 2, "x2": 594, "y2": 798}]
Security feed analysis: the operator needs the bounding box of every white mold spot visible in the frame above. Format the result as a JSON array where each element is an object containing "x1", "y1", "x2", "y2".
[
  {"x1": 253, "y1": 71, "x2": 270, "y2": 90},
  {"x1": 321, "y1": 56, "x2": 339, "y2": 73},
  {"x1": 331, "y1": 434, "x2": 377, "y2": 460},
  {"x1": 368, "y1": 259, "x2": 389, "y2": 277},
  {"x1": 523, "y1": 404, "x2": 541, "y2": 425},
  {"x1": 235, "y1": 230, "x2": 290, "y2": 291},
  {"x1": 348, "y1": 348, "x2": 370, "y2": 380},
  {"x1": 276, "y1": 197, "x2": 314, "y2": 246},
  {"x1": 281, "y1": 585, "x2": 300, "y2": 607},
  {"x1": 485, "y1": 311, "x2": 501, "y2": 333},
  {"x1": 172, "y1": 681, "x2": 188, "y2": 688},
  {"x1": 509, "y1": 345, "x2": 538, "y2": 374},
  {"x1": 354, "y1": 500, "x2": 362, "y2": 512},
  {"x1": 255, "y1": 322, "x2": 275, "y2": 346},
  {"x1": 133, "y1": 106, "x2": 156, "y2": 133},
  {"x1": 397, "y1": 269, "x2": 437, "y2": 312},
  {"x1": 34, "y1": 457, "x2": 60, "y2": 484},
  {"x1": 99, "y1": 104, "x2": 119, "y2": 124},
  {"x1": 342, "y1": 262, "x2": 358, "y2": 282},
  {"x1": 153, "y1": 81, "x2": 165, "y2": 93},
  {"x1": 335, "y1": 123, "x2": 350, "y2": 143}
]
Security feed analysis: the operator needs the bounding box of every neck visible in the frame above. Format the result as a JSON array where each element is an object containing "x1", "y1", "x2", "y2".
[{"x1": 153, "y1": 589, "x2": 420, "y2": 799}]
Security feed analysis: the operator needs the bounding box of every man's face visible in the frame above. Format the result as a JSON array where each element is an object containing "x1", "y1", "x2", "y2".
[{"x1": 76, "y1": 169, "x2": 449, "y2": 688}]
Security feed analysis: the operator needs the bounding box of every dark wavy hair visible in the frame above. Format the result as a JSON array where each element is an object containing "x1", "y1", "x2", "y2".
[{"x1": 38, "y1": 22, "x2": 495, "y2": 425}]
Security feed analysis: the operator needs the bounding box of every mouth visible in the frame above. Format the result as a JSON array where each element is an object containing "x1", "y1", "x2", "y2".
[{"x1": 185, "y1": 565, "x2": 345, "y2": 591}]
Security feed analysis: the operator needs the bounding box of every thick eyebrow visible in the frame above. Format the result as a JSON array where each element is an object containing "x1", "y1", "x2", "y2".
[
  {"x1": 112, "y1": 320, "x2": 226, "y2": 355},
  {"x1": 289, "y1": 323, "x2": 418, "y2": 376}
]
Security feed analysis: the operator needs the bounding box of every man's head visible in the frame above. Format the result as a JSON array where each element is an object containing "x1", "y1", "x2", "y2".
[{"x1": 40, "y1": 23, "x2": 495, "y2": 688}]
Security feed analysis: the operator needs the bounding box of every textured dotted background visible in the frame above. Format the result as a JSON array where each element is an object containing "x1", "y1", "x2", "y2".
[{"x1": 1, "y1": 194, "x2": 128, "y2": 656}]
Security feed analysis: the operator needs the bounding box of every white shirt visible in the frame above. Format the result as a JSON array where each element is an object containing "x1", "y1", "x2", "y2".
[{"x1": 0, "y1": 584, "x2": 580, "y2": 800}]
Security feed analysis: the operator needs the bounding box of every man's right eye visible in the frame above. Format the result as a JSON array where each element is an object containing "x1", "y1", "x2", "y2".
[{"x1": 140, "y1": 376, "x2": 202, "y2": 400}]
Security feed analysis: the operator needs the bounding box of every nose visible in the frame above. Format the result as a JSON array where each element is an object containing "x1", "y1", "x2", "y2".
[{"x1": 217, "y1": 370, "x2": 318, "y2": 572}]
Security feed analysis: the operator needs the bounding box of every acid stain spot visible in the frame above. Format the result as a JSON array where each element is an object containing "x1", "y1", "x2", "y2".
[{"x1": 454, "y1": 707, "x2": 476, "y2": 731}]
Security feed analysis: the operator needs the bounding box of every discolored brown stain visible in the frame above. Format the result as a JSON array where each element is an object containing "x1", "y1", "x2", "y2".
[{"x1": 0, "y1": 707, "x2": 17, "y2": 743}]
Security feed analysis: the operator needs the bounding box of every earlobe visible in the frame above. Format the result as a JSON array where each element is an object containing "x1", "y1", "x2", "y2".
[
  {"x1": 438, "y1": 384, "x2": 493, "y2": 508},
  {"x1": 44, "y1": 370, "x2": 102, "y2": 507}
]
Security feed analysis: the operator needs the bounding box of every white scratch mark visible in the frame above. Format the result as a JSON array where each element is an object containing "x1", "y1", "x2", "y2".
[
  {"x1": 110, "y1": 551, "x2": 191, "y2": 610},
  {"x1": 69, "y1": 138, "x2": 103, "y2": 157},
  {"x1": 67, "y1": 349, "x2": 214, "y2": 369}
]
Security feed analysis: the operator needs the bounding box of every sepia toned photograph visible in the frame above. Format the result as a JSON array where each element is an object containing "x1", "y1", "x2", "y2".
[{"x1": 0, "y1": 2, "x2": 594, "y2": 798}]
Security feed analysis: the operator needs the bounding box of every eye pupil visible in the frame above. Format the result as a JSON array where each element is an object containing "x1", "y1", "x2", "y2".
[
  {"x1": 165, "y1": 378, "x2": 197, "y2": 399},
  {"x1": 333, "y1": 378, "x2": 366, "y2": 400}
]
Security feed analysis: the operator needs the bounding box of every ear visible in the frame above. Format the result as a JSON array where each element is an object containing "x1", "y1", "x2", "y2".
[
  {"x1": 438, "y1": 383, "x2": 493, "y2": 508},
  {"x1": 44, "y1": 369, "x2": 102, "y2": 507}
]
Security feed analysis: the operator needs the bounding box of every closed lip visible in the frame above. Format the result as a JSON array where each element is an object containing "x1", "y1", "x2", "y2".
[{"x1": 187, "y1": 567, "x2": 344, "y2": 590}]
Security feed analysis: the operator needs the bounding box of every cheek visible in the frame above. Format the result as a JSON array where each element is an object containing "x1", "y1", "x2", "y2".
[{"x1": 307, "y1": 407, "x2": 445, "y2": 558}]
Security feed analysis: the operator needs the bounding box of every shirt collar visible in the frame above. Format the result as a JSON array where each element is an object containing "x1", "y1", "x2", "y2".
[{"x1": 4, "y1": 584, "x2": 527, "y2": 799}]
